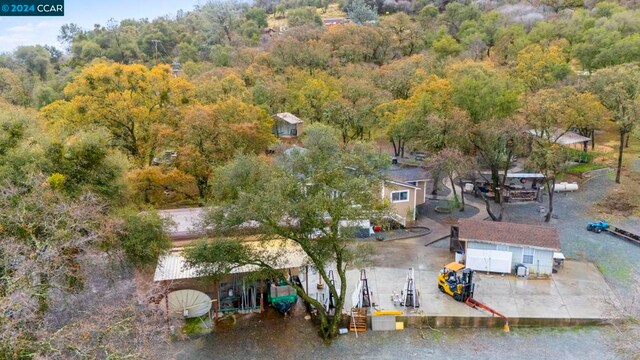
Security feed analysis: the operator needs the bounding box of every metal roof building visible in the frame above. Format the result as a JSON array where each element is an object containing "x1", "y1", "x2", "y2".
[{"x1": 154, "y1": 240, "x2": 308, "y2": 282}]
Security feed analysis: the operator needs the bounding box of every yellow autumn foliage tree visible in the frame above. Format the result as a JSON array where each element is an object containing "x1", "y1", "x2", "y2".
[{"x1": 514, "y1": 42, "x2": 571, "y2": 91}]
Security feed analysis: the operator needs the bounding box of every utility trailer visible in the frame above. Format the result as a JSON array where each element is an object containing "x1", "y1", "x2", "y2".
[
  {"x1": 587, "y1": 221, "x2": 640, "y2": 245},
  {"x1": 608, "y1": 226, "x2": 640, "y2": 244}
]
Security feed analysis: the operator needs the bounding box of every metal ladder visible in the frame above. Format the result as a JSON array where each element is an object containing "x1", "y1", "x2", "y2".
[
  {"x1": 326, "y1": 270, "x2": 336, "y2": 315},
  {"x1": 402, "y1": 268, "x2": 419, "y2": 308},
  {"x1": 360, "y1": 269, "x2": 371, "y2": 308}
]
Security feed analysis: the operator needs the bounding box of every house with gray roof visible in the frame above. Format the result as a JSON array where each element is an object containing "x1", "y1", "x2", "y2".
[{"x1": 381, "y1": 165, "x2": 431, "y2": 226}]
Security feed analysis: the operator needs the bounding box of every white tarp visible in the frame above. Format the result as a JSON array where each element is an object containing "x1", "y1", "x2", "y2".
[{"x1": 466, "y1": 248, "x2": 513, "y2": 274}]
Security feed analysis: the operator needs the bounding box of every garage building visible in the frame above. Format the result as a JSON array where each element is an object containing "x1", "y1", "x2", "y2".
[{"x1": 452, "y1": 219, "x2": 561, "y2": 276}]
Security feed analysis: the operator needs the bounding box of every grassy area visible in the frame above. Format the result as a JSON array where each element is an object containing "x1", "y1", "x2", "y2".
[
  {"x1": 182, "y1": 317, "x2": 210, "y2": 335},
  {"x1": 566, "y1": 163, "x2": 607, "y2": 175},
  {"x1": 597, "y1": 258, "x2": 633, "y2": 283},
  {"x1": 267, "y1": 3, "x2": 347, "y2": 29}
]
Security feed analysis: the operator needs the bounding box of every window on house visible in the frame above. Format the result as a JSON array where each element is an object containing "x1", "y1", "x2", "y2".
[
  {"x1": 496, "y1": 245, "x2": 509, "y2": 252},
  {"x1": 391, "y1": 190, "x2": 409, "y2": 202},
  {"x1": 523, "y1": 248, "x2": 534, "y2": 265}
]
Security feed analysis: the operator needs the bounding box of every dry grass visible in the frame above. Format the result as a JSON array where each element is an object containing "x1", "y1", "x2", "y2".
[
  {"x1": 267, "y1": 3, "x2": 347, "y2": 29},
  {"x1": 590, "y1": 123, "x2": 640, "y2": 218},
  {"x1": 595, "y1": 183, "x2": 640, "y2": 217},
  {"x1": 321, "y1": 3, "x2": 347, "y2": 18}
]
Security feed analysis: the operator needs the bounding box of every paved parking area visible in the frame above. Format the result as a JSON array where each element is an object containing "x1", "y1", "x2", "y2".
[{"x1": 336, "y1": 246, "x2": 620, "y2": 320}]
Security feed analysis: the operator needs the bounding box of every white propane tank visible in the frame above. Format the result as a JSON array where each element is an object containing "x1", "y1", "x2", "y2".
[{"x1": 554, "y1": 182, "x2": 579, "y2": 192}]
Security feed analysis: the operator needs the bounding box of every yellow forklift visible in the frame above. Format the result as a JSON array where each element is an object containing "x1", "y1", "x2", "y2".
[
  {"x1": 437, "y1": 262, "x2": 474, "y2": 302},
  {"x1": 437, "y1": 262, "x2": 510, "y2": 331}
]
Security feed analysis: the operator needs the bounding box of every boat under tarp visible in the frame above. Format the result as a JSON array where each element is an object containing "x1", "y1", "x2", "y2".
[{"x1": 268, "y1": 283, "x2": 297, "y2": 314}]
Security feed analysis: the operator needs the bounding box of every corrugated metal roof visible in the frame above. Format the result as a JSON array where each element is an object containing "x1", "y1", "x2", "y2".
[
  {"x1": 154, "y1": 240, "x2": 308, "y2": 282},
  {"x1": 274, "y1": 112, "x2": 303, "y2": 124},
  {"x1": 528, "y1": 129, "x2": 591, "y2": 145},
  {"x1": 154, "y1": 251, "x2": 201, "y2": 281}
]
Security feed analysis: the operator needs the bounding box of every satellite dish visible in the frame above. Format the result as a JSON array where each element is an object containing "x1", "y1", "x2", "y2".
[{"x1": 162, "y1": 289, "x2": 212, "y2": 318}]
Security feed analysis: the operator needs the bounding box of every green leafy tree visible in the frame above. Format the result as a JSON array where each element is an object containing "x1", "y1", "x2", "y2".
[
  {"x1": 432, "y1": 34, "x2": 463, "y2": 58},
  {"x1": 43, "y1": 130, "x2": 129, "y2": 201},
  {"x1": 492, "y1": 24, "x2": 529, "y2": 65},
  {"x1": 117, "y1": 210, "x2": 173, "y2": 268},
  {"x1": 346, "y1": 0, "x2": 378, "y2": 25},
  {"x1": 58, "y1": 23, "x2": 85, "y2": 51},
  {"x1": 447, "y1": 60, "x2": 521, "y2": 123},
  {"x1": 245, "y1": 7, "x2": 268, "y2": 28},
  {"x1": 522, "y1": 88, "x2": 574, "y2": 222},
  {"x1": 590, "y1": 63, "x2": 640, "y2": 184},
  {"x1": 185, "y1": 124, "x2": 389, "y2": 340},
  {"x1": 439, "y1": 2, "x2": 481, "y2": 40},
  {"x1": 14, "y1": 45, "x2": 52, "y2": 81},
  {"x1": 466, "y1": 118, "x2": 524, "y2": 221},
  {"x1": 202, "y1": 0, "x2": 244, "y2": 44},
  {"x1": 445, "y1": 62, "x2": 523, "y2": 219}
]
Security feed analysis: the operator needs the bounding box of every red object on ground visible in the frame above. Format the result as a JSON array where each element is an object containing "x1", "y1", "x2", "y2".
[{"x1": 373, "y1": 225, "x2": 382, "y2": 232}]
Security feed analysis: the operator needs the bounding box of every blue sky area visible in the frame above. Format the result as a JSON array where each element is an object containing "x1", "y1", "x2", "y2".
[{"x1": 0, "y1": 0, "x2": 205, "y2": 52}]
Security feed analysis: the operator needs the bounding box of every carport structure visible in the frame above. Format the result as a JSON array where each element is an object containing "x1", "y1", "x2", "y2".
[
  {"x1": 528, "y1": 129, "x2": 592, "y2": 152},
  {"x1": 154, "y1": 239, "x2": 308, "y2": 316}
]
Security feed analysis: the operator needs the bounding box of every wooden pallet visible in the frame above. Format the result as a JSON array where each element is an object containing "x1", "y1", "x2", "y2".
[{"x1": 349, "y1": 308, "x2": 367, "y2": 332}]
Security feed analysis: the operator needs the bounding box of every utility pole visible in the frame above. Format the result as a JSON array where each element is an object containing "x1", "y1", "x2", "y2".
[{"x1": 151, "y1": 39, "x2": 160, "y2": 63}]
